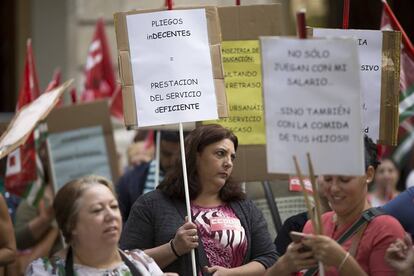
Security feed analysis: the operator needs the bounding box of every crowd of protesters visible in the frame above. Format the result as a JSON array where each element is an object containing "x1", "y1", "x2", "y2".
[{"x1": 1, "y1": 126, "x2": 414, "y2": 275}]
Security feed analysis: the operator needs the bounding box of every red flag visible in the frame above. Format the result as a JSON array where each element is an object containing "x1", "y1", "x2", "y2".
[
  {"x1": 80, "y1": 18, "x2": 116, "y2": 102},
  {"x1": 45, "y1": 68, "x2": 63, "y2": 107},
  {"x1": 5, "y1": 39, "x2": 40, "y2": 196},
  {"x1": 70, "y1": 88, "x2": 78, "y2": 104},
  {"x1": 45, "y1": 68, "x2": 61, "y2": 92},
  {"x1": 380, "y1": 1, "x2": 414, "y2": 162},
  {"x1": 16, "y1": 39, "x2": 41, "y2": 109},
  {"x1": 110, "y1": 85, "x2": 123, "y2": 121}
]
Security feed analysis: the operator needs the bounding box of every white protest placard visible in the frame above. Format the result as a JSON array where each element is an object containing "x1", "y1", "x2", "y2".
[
  {"x1": 313, "y1": 29, "x2": 383, "y2": 142},
  {"x1": 0, "y1": 80, "x2": 73, "y2": 160},
  {"x1": 126, "y1": 9, "x2": 218, "y2": 127},
  {"x1": 260, "y1": 38, "x2": 364, "y2": 176}
]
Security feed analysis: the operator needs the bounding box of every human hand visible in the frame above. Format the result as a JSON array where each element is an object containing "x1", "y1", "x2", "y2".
[
  {"x1": 281, "y1": 240, "x2": 318, "y2": 273},
  {"x1": 204, "y1": 265, "x2": 232, "y2": 276},
  {"x1": 302, "y1": 234, "x2": 347, "y2": 268},
  {"x1": 385, "y1": 235, "x2": 414, "y2": 275},
  {"x1": 38, "y1": 198, "x2": 54, "y2": 223},
  {"x1": 172, "y1": 217, "x2": 198, "y2": 255}
]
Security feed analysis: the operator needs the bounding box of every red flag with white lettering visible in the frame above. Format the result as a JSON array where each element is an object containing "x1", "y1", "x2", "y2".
[
  {"x1": 5, "y1": 39, "x2": 40, "y2": 196},
  {"x1": 80, "y1": 18, "x2": 116, "y2": 102}
]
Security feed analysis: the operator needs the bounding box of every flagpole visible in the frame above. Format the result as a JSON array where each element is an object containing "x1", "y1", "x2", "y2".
[
  {"x1": 382, "y1": 0, "x2": 414, "y2": 57},
  {"x1": 342, "y1": 0, "x2": 350, "y2": 29},
  {"x1": 296, "y1": 9, "x2": 307, "y2": 39},
  {"x1": 166, "y1": 0, "x2": 173, "y2": 10},
  {"x1": 179, "y1": 122, "x2": 197, "y2": 276}
]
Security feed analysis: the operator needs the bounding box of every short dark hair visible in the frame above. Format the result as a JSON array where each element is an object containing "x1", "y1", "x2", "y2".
[
  {"x1": 158, "y1": 124, "x2": 244, "y2": 201},
  {"x1": 160, "y1": 130, "x2": 182, "y2": 143},
  {"x1": 133, "y1": 130, "x2": 185, "y2": 144},
  {"x1": 378, "y1": 157, "x2": 399, "y2": 171},
  {"x1": 364, "y1": 135, "x2": 380, "y2": 170}
]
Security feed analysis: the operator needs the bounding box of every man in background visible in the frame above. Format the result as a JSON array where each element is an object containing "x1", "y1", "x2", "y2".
[{"x1": 117, "y1": 130, "x2": 182, "y2": 223}]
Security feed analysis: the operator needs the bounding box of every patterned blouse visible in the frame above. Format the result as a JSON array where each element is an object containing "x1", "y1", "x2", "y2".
[
  {"x1": 25, "y1": 249, "x2": 164, "y2": 276},
  {"x1": 191, "y1": 204, "x2": 247, "y2": 268}
]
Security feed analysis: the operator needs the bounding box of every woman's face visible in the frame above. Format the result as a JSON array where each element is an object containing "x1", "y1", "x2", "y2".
[
  {"x1": 375, "y1": 159, "x2": 399, "y2": 189},
  {"x1": 322, "y1": 168, "x2": 373, "y2": 217},
  {"x1": 71, "y1": 184, "x2": 122, "y2": 248},
  {"x1": 196, "y1": 138, "x2": 236, "y2": 194}
]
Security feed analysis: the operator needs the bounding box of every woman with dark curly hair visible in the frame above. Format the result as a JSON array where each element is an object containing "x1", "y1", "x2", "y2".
[{"x1": 120, "y1": 124, "x2": 277, "y2": 275}]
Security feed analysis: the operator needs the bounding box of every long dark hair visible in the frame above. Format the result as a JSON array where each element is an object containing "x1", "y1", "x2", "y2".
[{"x1": 158, "y1": 124, "x2": 245, "y2": 202}]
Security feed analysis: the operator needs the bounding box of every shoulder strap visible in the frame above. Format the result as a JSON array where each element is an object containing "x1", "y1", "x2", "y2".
[
  {"x1": 119, "y1": 250, "x2": 143, "y2": 276},
  {"x1": 348, "y1": 223, "x2": 367, "y2": 257},
  {"x1": 304, "y1": 207, "x2": 384, "y2": 276}
]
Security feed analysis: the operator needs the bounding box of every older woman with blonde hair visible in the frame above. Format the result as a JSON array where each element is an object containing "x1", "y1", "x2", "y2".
[{"x1": 25, "y1": 175, "x2": 175, "y2": 276}]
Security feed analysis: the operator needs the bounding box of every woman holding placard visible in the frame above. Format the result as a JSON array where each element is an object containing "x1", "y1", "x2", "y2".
[
  {"x1": 25, "y1": 175, "x2": 174, "y2": 276},
  {"x1": 120, "y1": 124, "x2": 277, "y2": 275},
  {"x1": 265, "y1": 136, "x2": 406, "y2": 276}
]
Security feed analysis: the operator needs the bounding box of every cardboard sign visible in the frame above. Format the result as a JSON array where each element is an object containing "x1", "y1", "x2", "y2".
[
  {"x1": 216, "y1": 4, "x2": 284, "y2": 182},
  {"x1": 114, "y1": 7, "x2": 226, "y2": 129},
  {"x1": 0, "y1": 80, "x2": 73, "y2": 160},
  {"x1": 261, "y1": 38, "x2": 365, "y2": 176},
  {"x1": 313, "y1": 28, "x2": 400, "y2": 145},
  {"x1": 47, "y1": 126, "x2": 112, "y2": 191},
  {"x1": 45, "y1": 100, "x2": 119, "y2": 191},
  {"x1": 204, "y1": 40, "x2": 266, "y2": 145},
  {"x1": 126, "y1": 9, "x2": 217, "y2": 126}
]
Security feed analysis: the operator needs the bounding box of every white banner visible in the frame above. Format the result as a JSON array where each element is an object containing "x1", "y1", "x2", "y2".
[
  {"x1": 126, "y1": 9, "x2": 218, "y2": 127},
  {"x1": 261, "y1": 38, "x2": 365, "y2": 176},
  {"x1": 313, "y1": 29, "x2": 383, "y2": 142}
]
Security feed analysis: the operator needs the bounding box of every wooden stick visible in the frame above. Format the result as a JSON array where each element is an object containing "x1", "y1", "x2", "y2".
[
  {"x1": 342, "y1": 0, "x2": 350, "y2": 29},
  {"x1": 307, "y1": 153, "x2": 324, "y2": 235},
  {"x1": 293, "y1": 156, "x2": 317, "y2": 232}
]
